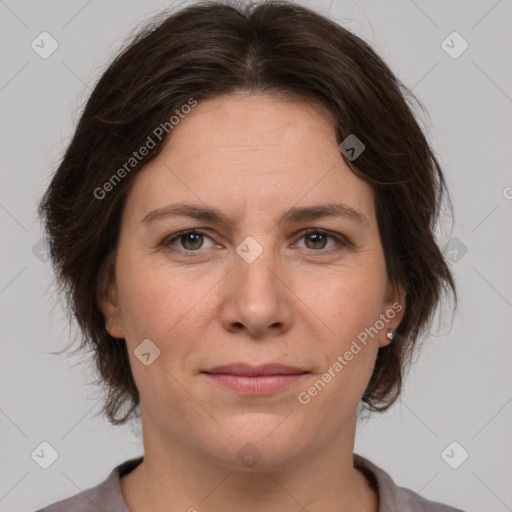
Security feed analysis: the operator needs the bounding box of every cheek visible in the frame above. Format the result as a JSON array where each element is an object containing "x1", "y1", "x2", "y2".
[
  {"x1": 298, "y1": 262, "x2": 386, "y2": 398},
  {"x1": 115, "y1": 255, "x2": 213, "y2": 373},
  {"x1": 116, "y1": 249, "x2": 192, "y2": 335},
  {"x1": 298, "y1": 278, "x2": 382, "y2": 423},
  {"x1": 115, "y1": 266, "x2": 202, "y2": 412},
  {"x1": 301, "y1": 262, "x2": 386, "y2": 343}
]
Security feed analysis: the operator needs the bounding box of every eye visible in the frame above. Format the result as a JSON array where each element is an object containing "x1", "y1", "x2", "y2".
[
  {"x1": 162, "y1": 229, "x2": 215, "y2": 253},
  {"x1": 162, "y1": 228, "x2": 350, "y2": 256},
  {"x1": 295, "y1": 229, "x2": 349, "y2": 252}
]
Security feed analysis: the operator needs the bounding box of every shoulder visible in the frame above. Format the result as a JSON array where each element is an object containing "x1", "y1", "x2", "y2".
[
  {"x1": 354, "y1": 454, "x2": 467, "y2": 512},
  {"x1": 32, "y1": 457, "x2": 143, "y2": 512}
]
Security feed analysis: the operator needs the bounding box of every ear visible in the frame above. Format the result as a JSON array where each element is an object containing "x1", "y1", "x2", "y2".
[
  {"x1": 98, "y1": 280, "x2": 125, "y2": 339},
  {"x1": 378, "y1": 280, "x2": 406, "y2": 348}
]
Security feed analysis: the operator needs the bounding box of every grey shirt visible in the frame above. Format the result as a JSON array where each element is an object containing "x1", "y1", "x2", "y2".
[{"x1": 34, "y1": 454, "x2": 465, "y2": 511}]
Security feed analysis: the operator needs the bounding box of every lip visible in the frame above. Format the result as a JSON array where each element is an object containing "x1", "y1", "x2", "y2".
[
  {"x1": 202, "y1": 363, "x2": 309, "y2": 395},
  {"x1": 203, "y1": 363, "x2": 307, "y2": 376}
]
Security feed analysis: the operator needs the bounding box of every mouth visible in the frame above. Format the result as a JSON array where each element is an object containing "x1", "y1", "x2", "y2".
[{"x1": 201, "y1": 363, "x2": 309, "y2": 395}]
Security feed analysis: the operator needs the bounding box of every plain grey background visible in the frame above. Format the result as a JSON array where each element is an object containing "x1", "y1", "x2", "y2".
[{"x1": 1, "y1": 1, "x2": 511, "y2": 511}]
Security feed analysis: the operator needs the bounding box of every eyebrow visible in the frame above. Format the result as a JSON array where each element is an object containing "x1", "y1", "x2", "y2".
[{"x1": 141, "y1": 202, "x2": 369, "y2": 227}]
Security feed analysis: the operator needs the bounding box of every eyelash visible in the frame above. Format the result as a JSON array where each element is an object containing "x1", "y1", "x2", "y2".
[{"x1": 161, "y1": 228, "x2": 351, "y2": 256}]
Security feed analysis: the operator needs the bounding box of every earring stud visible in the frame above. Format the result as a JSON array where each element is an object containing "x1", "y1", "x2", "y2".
[{"x1": 386, "y1": 328, "x2": 394, "y2": 341}]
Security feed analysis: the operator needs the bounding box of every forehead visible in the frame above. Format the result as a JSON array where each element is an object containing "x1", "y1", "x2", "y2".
[
  {"x1": 124, "y1": 93, "x2": 376, "y2": 225},
  {"x1": 167, "y1": 92, "x2": 338, "y2": 162}
]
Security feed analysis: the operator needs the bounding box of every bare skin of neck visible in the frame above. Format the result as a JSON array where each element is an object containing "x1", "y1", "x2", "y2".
[{"x1": 120, "y1": 439, "x2": 378, "y2": 512}]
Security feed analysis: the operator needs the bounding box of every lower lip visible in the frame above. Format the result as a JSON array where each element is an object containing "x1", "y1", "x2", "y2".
[{"x1": 203, "y1": 373, "x2": 307, "y2": 395}]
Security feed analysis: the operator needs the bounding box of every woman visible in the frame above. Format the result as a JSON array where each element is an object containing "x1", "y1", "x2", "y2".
[{"x1": 36, "y1": 1, "x2": 461, "y2": 511}]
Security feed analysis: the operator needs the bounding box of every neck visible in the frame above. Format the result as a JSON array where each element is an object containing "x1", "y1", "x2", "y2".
[{"x1": 120, "y1": 416, "x2": 378, "y2": 512}]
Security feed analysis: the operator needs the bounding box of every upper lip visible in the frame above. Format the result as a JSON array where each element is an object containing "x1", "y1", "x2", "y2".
[{"x1": 203, "y1": 363, "x2": 308, "y2": 376}]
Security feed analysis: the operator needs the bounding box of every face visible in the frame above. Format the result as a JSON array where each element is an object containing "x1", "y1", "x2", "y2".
[{"x1": 101, "y1": 93, "x2": 404, "y2": 471}]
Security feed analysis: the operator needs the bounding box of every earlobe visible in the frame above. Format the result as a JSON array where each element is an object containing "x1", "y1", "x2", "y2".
[{"x1": 99, "y1": 282, "x2": 125, "y2": 339}]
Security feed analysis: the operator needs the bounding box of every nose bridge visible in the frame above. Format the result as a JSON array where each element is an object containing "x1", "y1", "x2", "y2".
[
  {"x1": 220, "y1": 235, "x2": 293, "y2": 337},
  {"x1": 235, "y1": 239, "x2": 282, "y2": 311}
]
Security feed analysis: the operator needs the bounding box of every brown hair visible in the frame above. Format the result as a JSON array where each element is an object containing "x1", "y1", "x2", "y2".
[{"x1": 39, "y1": 0, "x2": 456, "y2": 425}]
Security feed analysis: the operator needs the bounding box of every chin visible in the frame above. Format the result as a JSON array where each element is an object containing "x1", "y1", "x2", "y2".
[{"x1": 201, "y1": 413, "x2": 311, "y2": 471}]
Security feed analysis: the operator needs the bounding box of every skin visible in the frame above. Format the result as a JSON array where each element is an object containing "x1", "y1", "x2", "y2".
[{"x1": 100, "y1": 92, "x2": 405, "y2": 512}]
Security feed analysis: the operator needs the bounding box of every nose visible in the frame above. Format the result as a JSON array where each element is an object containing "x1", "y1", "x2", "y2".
[{"x1": 220, "y1": 246, "x2": 294, "y2": 340}]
